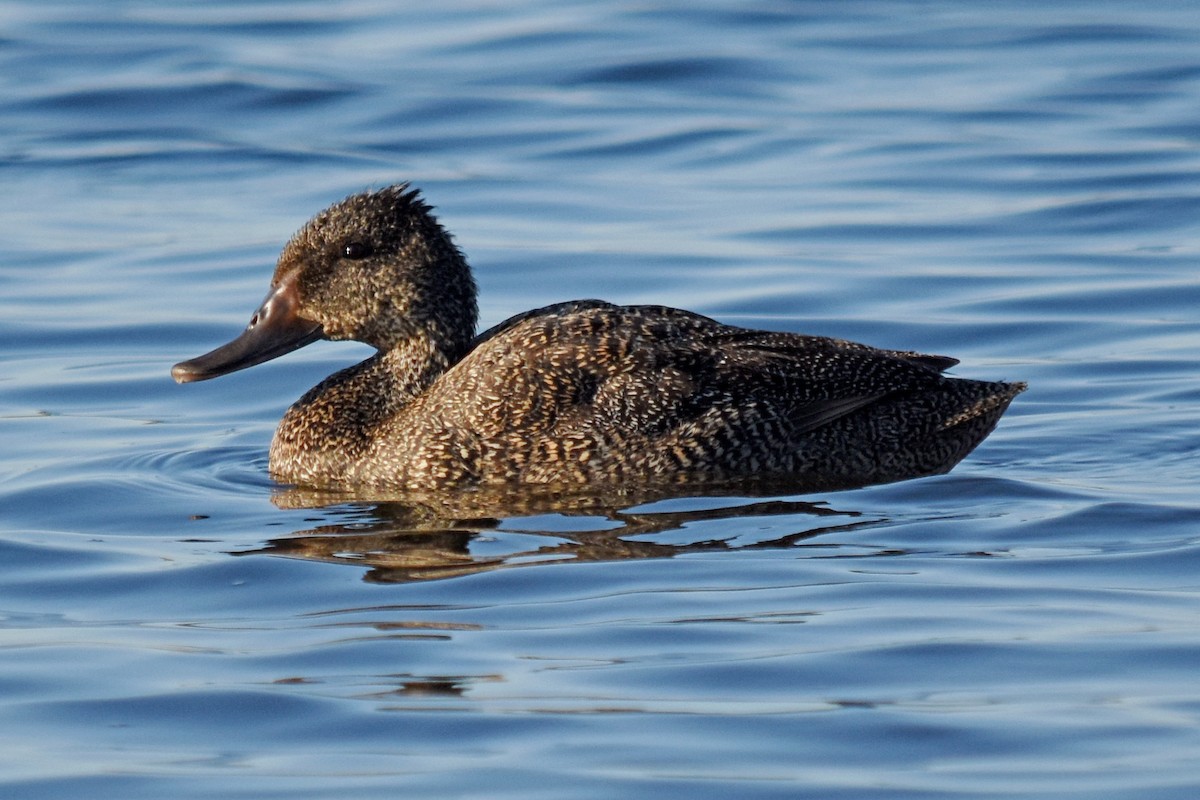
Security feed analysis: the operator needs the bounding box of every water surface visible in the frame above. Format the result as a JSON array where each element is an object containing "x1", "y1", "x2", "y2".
[{"x1": 2, "y1": 2, "x2": 1200, "y2": 798}]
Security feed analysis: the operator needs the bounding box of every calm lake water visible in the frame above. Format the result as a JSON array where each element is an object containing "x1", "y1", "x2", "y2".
[{"x1": 3, "y1": 2, "x2": 1200, "y2": 797}]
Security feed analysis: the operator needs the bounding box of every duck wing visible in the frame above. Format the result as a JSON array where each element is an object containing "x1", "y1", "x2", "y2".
[{"x1": 455, "y1": 301, "x2": 950, "y2": 438}]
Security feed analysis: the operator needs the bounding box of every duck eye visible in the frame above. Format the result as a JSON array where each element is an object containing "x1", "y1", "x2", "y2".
[{"x1": 342, "y1": 241, "x2": 372, "y2": 260}]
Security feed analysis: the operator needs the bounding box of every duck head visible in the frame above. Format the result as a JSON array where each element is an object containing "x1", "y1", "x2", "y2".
[{"x1": 172, "y1": 184, "x2": 478, "y2": 383}]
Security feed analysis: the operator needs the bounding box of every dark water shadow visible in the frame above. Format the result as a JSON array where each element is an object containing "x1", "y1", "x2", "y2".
[{"x1": 236, "y1": 477, "x2": 892, "y2": 583}]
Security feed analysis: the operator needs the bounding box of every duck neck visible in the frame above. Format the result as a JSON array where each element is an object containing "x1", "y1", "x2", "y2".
[{"x1": 379, "y1": 328, "x2": 462, "y2": 400}]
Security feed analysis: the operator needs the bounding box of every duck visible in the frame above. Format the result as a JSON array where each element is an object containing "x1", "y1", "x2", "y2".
[{"x1": 173, "y1": 184, "x2": 1024, "y2": 491}]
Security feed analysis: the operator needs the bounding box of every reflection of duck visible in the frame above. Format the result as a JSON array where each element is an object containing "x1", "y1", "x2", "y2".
[
  {"x1": 174, "y1": 184, "x2": 1024, "y2": 491},
  {"x1": 240, "y1": 492, "x2": 875, "y2": 584}
]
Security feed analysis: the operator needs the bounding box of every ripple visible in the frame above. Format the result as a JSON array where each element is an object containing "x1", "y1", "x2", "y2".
[
  {"x1": 572, "y1": 56, "x2": 785, "y2": 87},
  {"x1": 23, "y1": 76, "x2": 357, "y2": 116}
]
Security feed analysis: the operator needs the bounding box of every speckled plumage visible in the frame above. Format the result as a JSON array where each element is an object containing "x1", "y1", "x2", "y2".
[{"x1": 176, "y1": 184, "x2": 1024, "y2": 491}]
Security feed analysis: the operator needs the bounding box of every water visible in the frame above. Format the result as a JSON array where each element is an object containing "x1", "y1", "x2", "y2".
[{"x1": 2, "y1": 1, "x2": 1200, "y2": 797}]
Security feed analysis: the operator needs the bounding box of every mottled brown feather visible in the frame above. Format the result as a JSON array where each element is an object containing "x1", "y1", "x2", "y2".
[{"x1": 250, "y1": 186, "x2": 1025, "y2": 490}]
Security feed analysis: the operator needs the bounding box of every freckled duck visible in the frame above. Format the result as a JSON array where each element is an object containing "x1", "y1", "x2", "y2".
[{"x1": 173, "y1": 184, "x2": 1024, "y2": 490}]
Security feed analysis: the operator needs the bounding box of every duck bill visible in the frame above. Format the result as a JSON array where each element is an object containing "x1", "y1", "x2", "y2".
[{"x1": 172, "y1": 279, "x2": 324, "y2": 383}]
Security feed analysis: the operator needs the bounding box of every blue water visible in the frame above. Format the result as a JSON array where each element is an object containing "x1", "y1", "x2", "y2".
[{"x1": 3, "y1": 1, "x2": 1200, "y2": 797}]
